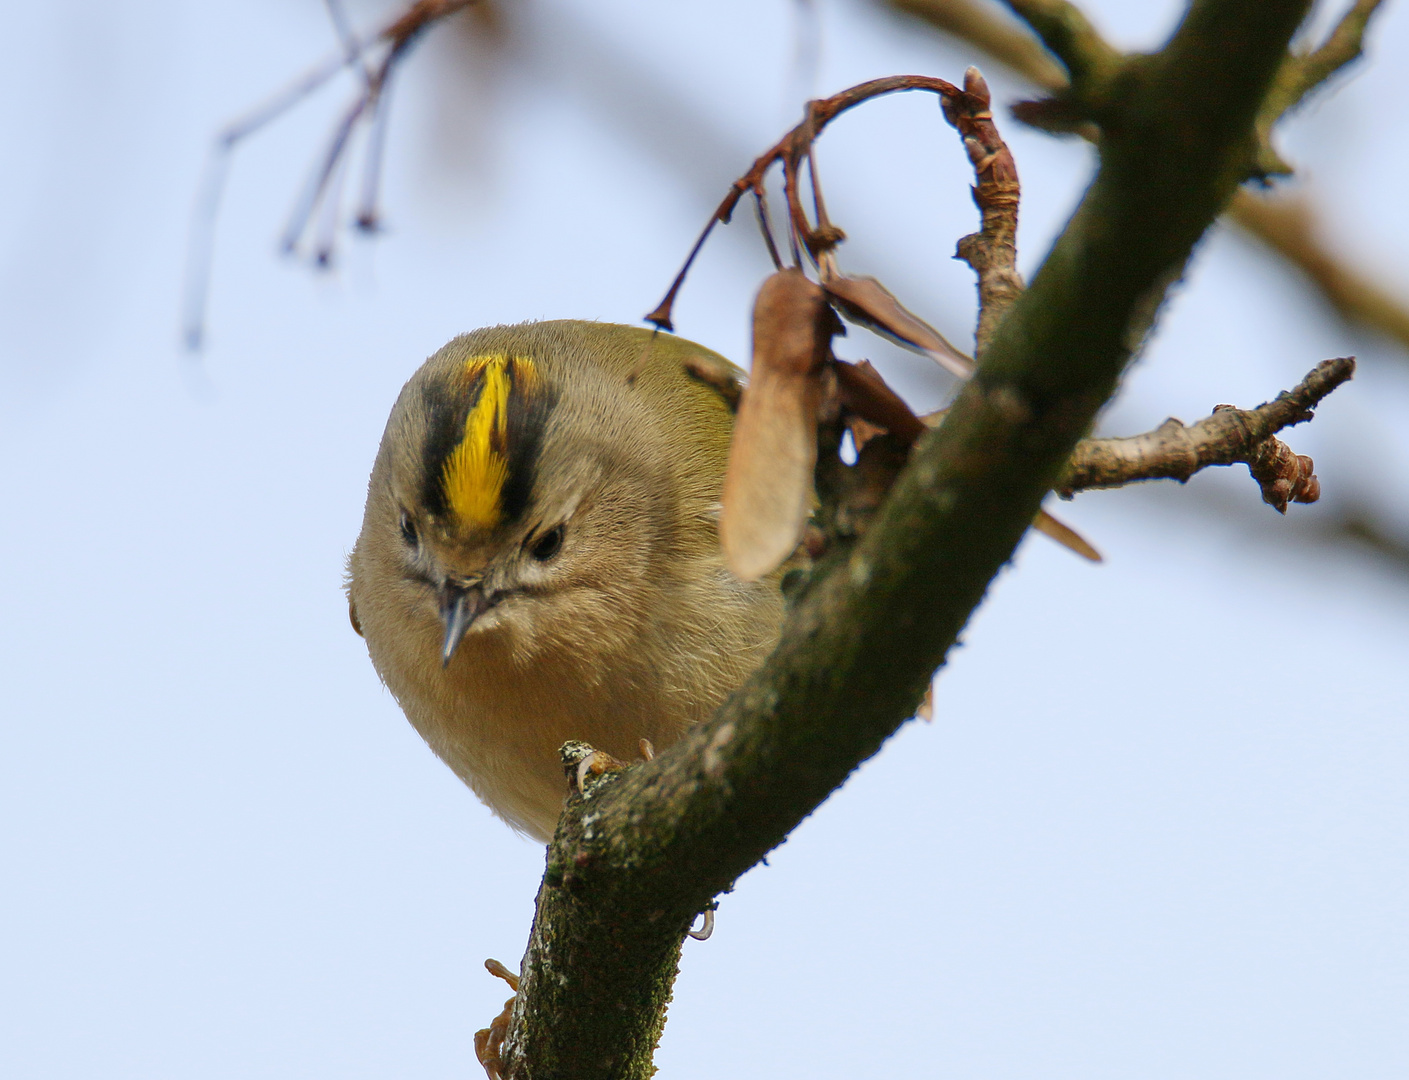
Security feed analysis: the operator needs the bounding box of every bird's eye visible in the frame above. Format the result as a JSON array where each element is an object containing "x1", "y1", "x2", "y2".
[
  {"x1": 399, "y1": 511, "x2": 419, "y2": 548},
  {"x1": 529, "y1": 525, "x2": 564, "y2": 562}
]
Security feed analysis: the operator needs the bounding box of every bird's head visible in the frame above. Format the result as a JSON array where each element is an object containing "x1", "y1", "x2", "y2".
[{"x1": 347, "y1": 324, "x2": 705, "y2": 677}]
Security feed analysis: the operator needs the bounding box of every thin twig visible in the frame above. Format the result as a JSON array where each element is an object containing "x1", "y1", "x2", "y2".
[
  {"x1": 279, "y1": 95, "x2": 369, "y2": 256},
  {"x1": 182, "y1": 50, "x2": 364, "y2": 348},
  {"x1": 1059, "y1": 356, "x2": 1354, "y2": 509},
  {"x1": 324, "y1": 0, "x2": 376, "y2": 85},
  {"x1": 646, "y1": 74, "x2": 965, "y2": 330},
  {"x1": 752, "y1": 188, "x2": 786, "y2": 270},
  {"x1": 943, "y1": 66, "x2": 1024, "y2": 355},
  {"x1": 357, "y1": 74, "x2": 397, "y2": 231},
  {"x1": 182, "y1": 0, "x2": 476, "y2": 349}
]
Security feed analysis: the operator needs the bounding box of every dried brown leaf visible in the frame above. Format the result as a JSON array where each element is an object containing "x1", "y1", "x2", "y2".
[
  {"x1": 834, "y1": 359, "x2": 927, "y2": 443},
  {"x1": 1031, "y1": 509, "x2": 1102, "y2": 562},
  {"x1": 820, "y1": 271, "x2": 974, "y2": 378},
  {"x1": 837, "y1": 361, "x2": 1100, "y2": 562}
]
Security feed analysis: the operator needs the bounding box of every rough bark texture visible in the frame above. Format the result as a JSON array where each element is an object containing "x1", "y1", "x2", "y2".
[{"x1": 497, "y1": 2, "x2": 1314, "y2": 1075}]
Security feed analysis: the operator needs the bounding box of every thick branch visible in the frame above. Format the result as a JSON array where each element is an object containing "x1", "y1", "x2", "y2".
[
  {"x1": 1002, "y1": 0, "x2": 1121, "y2": 88},
  {"x1": 1059, "y1": 356, "x2": 1353, "y2": 508},
  {"x1": 647, "y1": 75, "x2": 965, "y2": 332},
  {"x1": 498, "y1": 2, "x2": 1311, "y2": 1076}
]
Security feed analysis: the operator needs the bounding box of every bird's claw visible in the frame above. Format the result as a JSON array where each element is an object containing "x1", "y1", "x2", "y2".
[
  {"x1": 687, "y1": 907, "x2": 715, "y2": 941},
  {"x1": 474, "y1": 958, "x2": 520, "y2": 1080},
  {"x1": 574, "y1": 748, "x2": 627, "y2": 794}
]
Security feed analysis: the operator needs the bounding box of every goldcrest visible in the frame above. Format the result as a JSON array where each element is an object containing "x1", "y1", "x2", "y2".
[{"x1": 347, "y1": 321, "x2": 784, "y2": 841}]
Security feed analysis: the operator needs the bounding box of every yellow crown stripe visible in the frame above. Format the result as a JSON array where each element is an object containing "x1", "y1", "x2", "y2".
[{"x1": 441, "y1": 355, "x2": 536, "y2": 529}]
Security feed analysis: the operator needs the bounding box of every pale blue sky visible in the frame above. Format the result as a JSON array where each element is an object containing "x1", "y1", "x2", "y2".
[{"x1": 1, "y1": 1, "x2": 1405, "y2": 1077}]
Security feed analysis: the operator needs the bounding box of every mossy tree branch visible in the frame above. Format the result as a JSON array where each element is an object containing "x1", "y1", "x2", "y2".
[
  {"x1": 1259, "y1": 0, "x2": 1386, "y2": 137},
  {"x1": 491, "y1": 1, "x2": 1313, "y2": 1076},
  {"x1": 1002, "y1": 0, "x2": 1120, "y2": 89}
]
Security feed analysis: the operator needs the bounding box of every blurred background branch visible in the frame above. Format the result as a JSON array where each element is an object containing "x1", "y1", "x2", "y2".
[{"x1": 883, "y1": 0, "x2": 1409, "y2": 355}]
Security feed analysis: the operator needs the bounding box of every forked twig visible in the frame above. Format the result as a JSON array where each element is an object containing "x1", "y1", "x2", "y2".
[
  {"x1": 1059, "y1": 356, "x2": 1354, "y2": 509},
  {"x1": 646, "y1": 75, "x2": 965, "y2": 332},
  {"x1": 182, "y1": 0, "x2": 476, "y2": 350}
]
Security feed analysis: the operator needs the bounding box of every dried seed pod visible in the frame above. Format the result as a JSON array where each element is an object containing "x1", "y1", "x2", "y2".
[{"x1": 721, "y1": 270, "x2": 834, "y2": 581}]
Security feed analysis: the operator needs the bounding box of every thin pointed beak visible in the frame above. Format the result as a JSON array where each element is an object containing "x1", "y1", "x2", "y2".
[{"x1": 439, "y1": 583, "x2": 487, "y2": 667}]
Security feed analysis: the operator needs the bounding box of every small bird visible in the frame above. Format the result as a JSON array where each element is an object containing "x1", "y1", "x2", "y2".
[{"x1": 347, "y1": 321, "x2": 784, "y2": 841}]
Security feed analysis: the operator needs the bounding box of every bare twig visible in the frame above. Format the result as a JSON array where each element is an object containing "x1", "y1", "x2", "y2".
[
  {"x1": 324, "y1": 0, "x2": 376, "y2": 85},
  {"x1": 944, "y1": 66, "x2": 1024, "y2": 355},
  {"x1": 648, "y1": 68, "x2": 1013, "y2": 377},
  {"x1": 646, "y1": 75, "x2": 966, "y2": 331},
  {"x1": 182, "y1": 0, "x2": 476, "y2": 349},
  {"x1": 182, "y1": 51, "x2": 362, "y2": 348},
  {"x1": 278, "y1": 8, "x2": 451, "y2": 256},
  {"x1": 751, "y1": 188, "x2": 786, "y2": 271},
  {"x1": 278, "y1": 94, "x2": 370, "y2": 256},
  {"x1": 1059, "y1": 356, "x2": 1354, "y2": 509}
]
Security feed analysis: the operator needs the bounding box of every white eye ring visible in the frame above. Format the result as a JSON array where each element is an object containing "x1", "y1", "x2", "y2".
[{"x1": 398, "y1": 510, "x2": 419, "y2": 548}]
